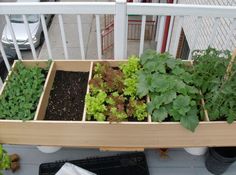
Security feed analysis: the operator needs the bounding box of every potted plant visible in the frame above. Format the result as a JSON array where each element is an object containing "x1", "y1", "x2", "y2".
[
  {"x1": 0, "y1": 145, "x2": 20, "y2": 174},
  {"x1": 192, "y1": 48, "x2": 236, "y2": 173},
  {"x1": 184, "y1": 147, "x2": 207, "y2": 156},
  {"x1": 205, "y1": 147, "x2": 236, "y2": 175},
  {"x1": 37, "y1": 146, "x2": 62, "y2": 154},
  {"x1": 86, "y1": 56, "x2": 147, "y2": 122}
]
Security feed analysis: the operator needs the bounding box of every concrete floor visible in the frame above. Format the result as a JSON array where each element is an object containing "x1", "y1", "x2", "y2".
[{"x1": 3, "y1": 145, "x2": 236, "y2": 175}]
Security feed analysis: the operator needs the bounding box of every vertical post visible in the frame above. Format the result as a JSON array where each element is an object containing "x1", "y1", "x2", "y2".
[
  {"x1": 41, "y1": 15, "x2": 53, "y2": 59},
  {"x1": 173, "y1": 16, "x2": 184, "y2": 58},
  {"x1": 5, "y1": 15, "x2": 22, "y2": 60},
  {"x1": 77, "y1": 15, "x2": 85, "y2": 60},
  {"x1": 22, "y1": 15, "x2": 37, "y2": 60},
  {"x1": 139, "y1": 15, "x2": 146, "y2": 57},
  {"x1": 156, "y1": 16, "x2": 165, "y2": 53},
  {"x1": 114, "y1": 0, "x2": 127, "y2": 60},
  {"x1": 96, "y1": 15, "x2": 102, "y2": 60},
  {"x1": 165, "y1": 0, "x2": 177, "y2": 52},
  {"x1": 58, "y1": 14, "x2": 69, "y2": 60}
]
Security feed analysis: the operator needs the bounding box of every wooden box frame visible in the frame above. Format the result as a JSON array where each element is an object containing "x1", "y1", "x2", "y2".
[{"x1": 0, "y1": 60, "x2": 236, "y2": 150}]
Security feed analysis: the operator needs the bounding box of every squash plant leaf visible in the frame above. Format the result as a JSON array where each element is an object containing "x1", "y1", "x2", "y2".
[
  {"x1": 173, "y1": 95, "x2": 190, "y2": 109},
  {"x1": 180, "y1": 109, "x2": 199, "y2": 132},
  {"x1": 138, "y1": 50, "x2": 201, "y2": 131},
  {"x1": 137, "y1": 72, "x2": 149, "y2": 98},
  {"x1": 152, "y1": 107, "x2": 168, "y2": 122},
  {"x1": 162, "y1": 91, "x2": 177, "y2": 105}
]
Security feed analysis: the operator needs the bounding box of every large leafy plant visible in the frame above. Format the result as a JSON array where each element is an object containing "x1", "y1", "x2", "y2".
[
  {"x1": 192, "y1": 48, "x2": 236, "y2": 123},
  {"x1": 86, "y1": 57, "x2": 147, "y2": 122},
  {"x1": 0, "y1": 61, "x2": 50, "y2": 120},
  {"x1": 137, "y1": 50, "x2": 201, "y2": 132}
]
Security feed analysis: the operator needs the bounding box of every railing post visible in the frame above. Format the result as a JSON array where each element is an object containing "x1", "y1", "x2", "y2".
[
  {"x1": 156, "y1": 16, "x2": 166, "y2": 53},
  {"x1": 114, "y1": 0, "x2": 127, "y2": 60}
]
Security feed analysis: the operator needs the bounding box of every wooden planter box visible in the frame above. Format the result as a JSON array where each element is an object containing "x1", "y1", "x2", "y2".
[{"x1": 1, "y1": 60, "x2": 236, "y2": 150}]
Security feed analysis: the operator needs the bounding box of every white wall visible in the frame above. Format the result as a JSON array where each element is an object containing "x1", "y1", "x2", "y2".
[{"x1": 169, "y1": 0, "x2": 236, "y2": 57}]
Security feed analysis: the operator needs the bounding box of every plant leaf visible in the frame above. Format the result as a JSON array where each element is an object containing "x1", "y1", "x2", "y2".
[
  {"x1": 162, "y1": 91, "x2": 177, "y2": 104},
  {"x1": 152, "y1": 107, "x2": 168, "y2": 122},
  {"x1": 180, "y1": 110, "x2": 199, "y2": 132},
  {"x1": 137, "y1": 72, "x2": 149, "y2": 98}
]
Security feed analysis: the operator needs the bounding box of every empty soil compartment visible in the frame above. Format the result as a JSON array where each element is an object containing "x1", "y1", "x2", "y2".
[{"x1": 36, "y1": 61, "x2": 92, "y2": 121}]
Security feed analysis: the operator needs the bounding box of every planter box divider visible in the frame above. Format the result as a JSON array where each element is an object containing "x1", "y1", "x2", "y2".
[
  {"x1": 82, "y1": 61, "x2": 94, "y2": 122},
  {"x1": 35, "y1": 61, "x2": 55, "y2": 120},
  {"x1": 0, "y1": 60, "x2": 53, "y2": 121},
  {"x1": 147, "y1": 96, "x2": 152, "y2": 122},
  {"x1": 36, "y1": 60, "x2": 91, "y2": 121}
]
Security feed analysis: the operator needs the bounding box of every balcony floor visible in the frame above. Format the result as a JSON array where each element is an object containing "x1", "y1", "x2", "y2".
[{"x1": 3, "y1": 145, "x2": 236, "y2": 175}]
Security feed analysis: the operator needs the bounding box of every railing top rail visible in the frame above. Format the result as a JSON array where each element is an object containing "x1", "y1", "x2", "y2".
[
  {"x1": 0, "y1": 2, "x2": 115, "y2": 15},
  {"x1": 0, "y1": 2, "x2": 235, "y2": 17},
  {"x1": 127, "y1": 3, "x2": 236, "y2": 18}
]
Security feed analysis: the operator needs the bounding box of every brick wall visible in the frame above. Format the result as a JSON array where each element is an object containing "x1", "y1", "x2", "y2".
[{"x1": 169, "y1": 0, "x2": 236, "y2": 56}]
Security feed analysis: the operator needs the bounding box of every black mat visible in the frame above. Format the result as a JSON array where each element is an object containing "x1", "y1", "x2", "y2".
[{"x1": 39, "y1": 152, "x2": 149, "y2": 175}]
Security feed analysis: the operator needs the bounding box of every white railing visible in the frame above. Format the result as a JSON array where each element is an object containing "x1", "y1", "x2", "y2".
[{"x1": 0, "y1": 1, "x2": 236, "y2": 84}]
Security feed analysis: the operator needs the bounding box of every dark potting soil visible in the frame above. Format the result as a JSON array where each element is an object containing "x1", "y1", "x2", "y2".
[
  {"x1": 44, "y1": 70, "x2": 89, "y2": 121},
  {"x1": 128, "y1": 117, "x2": 147, "y2": 122}
]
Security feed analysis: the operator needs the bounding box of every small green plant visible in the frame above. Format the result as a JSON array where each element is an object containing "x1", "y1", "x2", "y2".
[
  {"x1": 0, "y1": 145, "x2": 11, "y2": 174},
  {"x1": 137, "y1": 50, "x2": 201, "y2": 132},
  {"x1": 192, "y1": 48, "x2": 236, "y2": 123},
  {"x1": 120, "y1": 56, "x2": 141, "y2": 97},
  {"x1": 0, "y1": 61, "x2": 50, "y2": 120},
  {"x1": 86, "y1": 57, "x2": 147, "y2": 122},
  {"x1": 86, "y1": 90, "x2": 107, "y2": 121}
]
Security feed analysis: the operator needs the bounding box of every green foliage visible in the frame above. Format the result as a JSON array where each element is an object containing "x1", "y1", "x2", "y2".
[
  {"x1": 0, "y1": 145, "x2": 11, "y2": 173},
  {"x1": 120, "y1": 56, "x2": 141, "y2": 97},
  {"x1": 138, "y1": 50, "x2": 201, "y2": 132},
  {"x1": 0, "y1": 61, "x2": 49, "y2": 120},
  {"x1": 127, "y1": 98, "x2": 147, "y2": 121},
  {"x1": 86, "y1": 90, "x2": 107, "y2": 121},
  {"x1": 86, "y1": 57, "x2": 147, "y2": 122},
  {"x1": 192, "y1": 47, "x2": 236, "y2": 123}
]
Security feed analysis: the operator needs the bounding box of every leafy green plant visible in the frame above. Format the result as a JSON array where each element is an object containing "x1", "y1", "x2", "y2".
[
  {"x1": 0, "y1": 145, "x2": 11, "y2": 174},
  {"x1": 0, "y1": 61, "x2": 50, "y2": 120},
  {"x1": 120, "y1": 56, "x2": 141, "y2": 97},
  {"x1": 192, "y1": 48, "x2": 236, "y2": 123},
  {"x1": 86, "y1": 57, "x2": 147, "y2": 122},
  {"x1": 137, "y1": 50, "x2": 201, "y2": 132},
  {"x1": 86, "y1": 90, "x2": 107, "y2": 121}
]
